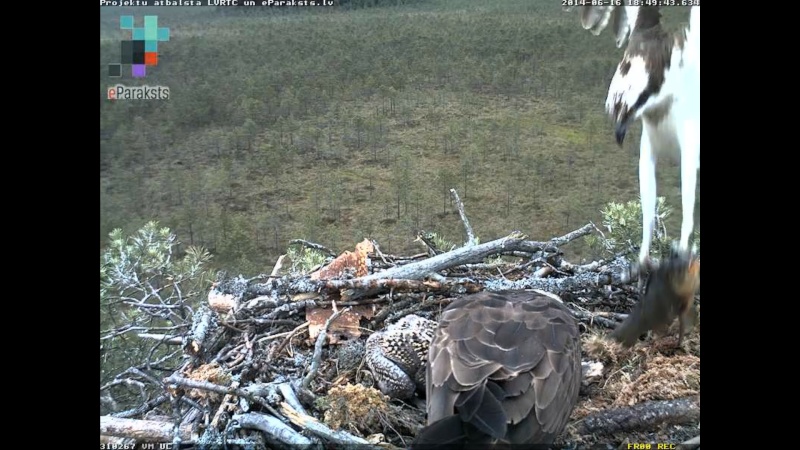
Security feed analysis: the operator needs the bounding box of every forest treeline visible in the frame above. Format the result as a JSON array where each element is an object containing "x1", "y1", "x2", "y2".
[{"x1": 99, "y1": 0, "x2": 695, "y2": 275}]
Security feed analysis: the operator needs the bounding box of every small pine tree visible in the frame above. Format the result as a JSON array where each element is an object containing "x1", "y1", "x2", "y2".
[
  {"x1": 585, "y1": 197, "x2": 699, "y2": 261},
  {"x1": 100, "y1": 221, "x2": 214, "y2": 413}
]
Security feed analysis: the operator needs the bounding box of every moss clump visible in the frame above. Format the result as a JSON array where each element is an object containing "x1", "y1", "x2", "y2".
[{"x1": 321, "y1": 384, "x2": 390, "y2": 434}]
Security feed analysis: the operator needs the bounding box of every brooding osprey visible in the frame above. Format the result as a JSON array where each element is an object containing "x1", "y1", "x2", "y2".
[
  {"x1": 568, "y1": 4, "x2": 700, "y2": 269},
  {"x1": 409, "y1": 290, "x2": 582, "y2": 448}
]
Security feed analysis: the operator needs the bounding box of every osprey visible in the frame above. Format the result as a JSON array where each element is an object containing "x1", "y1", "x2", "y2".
[
  {"x1": 568, "y1": 5, "x2": 700, "y2": 269},
  {"x1": 610, "y1": 246, "x2": 700, "y2": 348},
  {"x1": 409, "y1": 290, "x2": 582, "y2": 448}
]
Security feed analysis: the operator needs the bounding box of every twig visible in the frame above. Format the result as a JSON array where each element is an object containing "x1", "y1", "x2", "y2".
[
  {"x1": 302, "y1": 307, "x2": 350, "y2": 390},
  {"x1": 110, "y1": 395, "x2": 170, "y2": 419},
  {"x1": 137, "y1": 333, "x2": 183, "y2": 345},
  {"x1": 259, "y1": 321, "x2": 309, "y2": 343},
  {"x1": 101, "y1": 324, "x2": 189, "y2": 340},
  {"x1": 450, "y1": 188, "x2": 477, "y2": 246},
  {"x1": 289, "y1": 239, "x2": 337, "y2": 257},
  {"x1": 267, "y1": 322, "x2": 310, "y2": 360},
  {"x1": 370, "y1": 239, "x2": 391, "y2": 267}
]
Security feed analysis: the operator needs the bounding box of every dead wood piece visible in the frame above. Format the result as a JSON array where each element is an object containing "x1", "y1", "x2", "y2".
[
  {"x1": 100, "y1": 416, "x2": 194, "y2": 442},
  {"x1": 280, "y1": 402, "x2": 374, "y2": 446},
  {"x1": 574, "y1": 397, "x2": 699, "y2": 435},
  {"x1": 450, "y1": 188, "x2": 477, "y2": 247},
  {"x1": 311, "y1": 239, "x2": 374, "y2": 281},
  {"x1": 232, "y1": 412, "x2": 313, "y2": 446},
  {"x1": 185, "y1": 306, "x2": 216, "y2": 356},
  {"x1": 208, "y1": 286, "x2": 237, "y2": 314}
]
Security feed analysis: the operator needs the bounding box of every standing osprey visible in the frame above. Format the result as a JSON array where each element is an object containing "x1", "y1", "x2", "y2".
[
  {"x1": 409, "y1": 290, "x2": 582, "y2": 448},
  {"x1": 568, "y1": 5, "x2": 700, "y2": 269}
]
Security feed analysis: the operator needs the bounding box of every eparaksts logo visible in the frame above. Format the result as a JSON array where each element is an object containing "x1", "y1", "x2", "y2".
[{"x1": 107, "y1": 84, "x2": 170, "y2": 100}]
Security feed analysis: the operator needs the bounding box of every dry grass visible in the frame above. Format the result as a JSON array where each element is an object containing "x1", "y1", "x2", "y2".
[{"x1": 566, "y1": 302, "x2": 701, "y2": 446}]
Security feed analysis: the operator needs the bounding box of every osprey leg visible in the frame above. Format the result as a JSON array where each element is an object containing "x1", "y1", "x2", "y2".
[
  {"x1": 638, "y1": 127, "x2": 657, "y2": 266},
  {"x1": 679, "y1": 120, "x2": 699, "y2": 253}
]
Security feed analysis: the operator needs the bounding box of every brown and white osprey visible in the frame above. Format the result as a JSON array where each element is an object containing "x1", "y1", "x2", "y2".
[
  {"x1": 567, "y1": 4, "x2": 700, "y2": 269},
  {"x1": 409, "y1": 290, "x2": 582, "y2": 448}
]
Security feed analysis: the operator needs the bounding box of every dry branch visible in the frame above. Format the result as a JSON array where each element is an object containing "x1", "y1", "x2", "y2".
[
  {"x1": 271, "y1": 254, "x2": 287, "y2": 277},
  {"x1": 574, "y1": 397, "x2": 700, "y2": 435},
  {"x1": 450, "y1": 188, "x2": 476, "y2": 247},
  {"x1": 358, "y1": 226, "x2": 590, "y2": 283},
  {"x1": 232, "y1": 412, "x2": 314, "y2": 446},
  {"x1": 163, "y1": 375, "x2": 273, "y2": 411},
  {"x1": 100, "y1": 416, "x2": 194, "y2": 442},
  {"x1": 289, "y1": 239, "x2": 337, "y2": 257},
  {"x1": 280, "y1": 402, "x2": 378, "y2": 446}
]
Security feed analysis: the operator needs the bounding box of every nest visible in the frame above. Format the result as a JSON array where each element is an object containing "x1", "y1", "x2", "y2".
[{"x1": 100, "y1": 232, "x2": 700, "y2": 449}]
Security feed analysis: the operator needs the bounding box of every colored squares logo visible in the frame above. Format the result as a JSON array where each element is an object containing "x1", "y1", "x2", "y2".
[{"x1": 108, "y1": 15, "x2": 169, "y2": 78}]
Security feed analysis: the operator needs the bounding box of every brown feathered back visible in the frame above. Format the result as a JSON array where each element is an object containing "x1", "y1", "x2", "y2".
[{"x1": 411, "y1": 290, "x2": 582, "y2": 448}]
